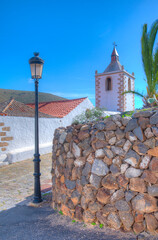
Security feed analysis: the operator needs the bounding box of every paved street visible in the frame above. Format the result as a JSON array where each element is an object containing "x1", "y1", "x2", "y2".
[
  {"x1": 0, "y1": 153, "x2": 52, "y2": 211},
  {"x1": 0, "y1": 154, "x2": 157, "y2": 240}
]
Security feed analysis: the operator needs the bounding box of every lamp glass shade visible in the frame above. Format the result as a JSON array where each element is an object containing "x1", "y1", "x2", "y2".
[{"x1": 30, "y1": 63, "x2": 43, "y2": 79}]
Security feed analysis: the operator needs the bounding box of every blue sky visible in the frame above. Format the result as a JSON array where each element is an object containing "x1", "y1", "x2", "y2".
[{"x1": 0, "y1": 0, "x2": 158, "y2": 109}]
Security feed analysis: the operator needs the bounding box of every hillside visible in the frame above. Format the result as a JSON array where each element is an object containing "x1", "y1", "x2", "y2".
[{"x1": 0, "y1": 89, "x2": 66, "y2": 104}]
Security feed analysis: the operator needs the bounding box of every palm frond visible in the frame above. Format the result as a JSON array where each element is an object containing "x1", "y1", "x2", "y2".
[
  {"x1": 122, "y1": 91, "x2": 144, "y2": 98},
  {"x1": 149, "y1": 19, "x2": 158, "y2": 54}
]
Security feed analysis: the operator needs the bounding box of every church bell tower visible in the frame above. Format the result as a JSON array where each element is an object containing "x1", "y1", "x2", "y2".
[{"x1": 95, "y1": 44, "x2": 135, "y2": 112}]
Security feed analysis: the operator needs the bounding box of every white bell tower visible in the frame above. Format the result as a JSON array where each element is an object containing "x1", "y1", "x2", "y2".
[{"x1": 95, "y1": 44, "x2": 135, "y2": 112}]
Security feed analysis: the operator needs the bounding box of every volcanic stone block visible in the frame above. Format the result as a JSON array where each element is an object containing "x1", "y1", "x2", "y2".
[{"x1": 91, "y1": 159, "x2": 109, "y2": 176}]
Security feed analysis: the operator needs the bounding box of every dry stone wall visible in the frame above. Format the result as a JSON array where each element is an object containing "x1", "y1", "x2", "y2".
[{"x1": 52, "y1": 110, "x2": 158, "y2": 234}]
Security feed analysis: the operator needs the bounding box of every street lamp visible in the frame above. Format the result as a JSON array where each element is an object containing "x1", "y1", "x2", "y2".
[{"x1": 29, "y1": 52, "x2": 44, "y2": 203}]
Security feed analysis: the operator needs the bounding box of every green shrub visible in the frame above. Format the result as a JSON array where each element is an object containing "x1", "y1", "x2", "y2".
[{"x1": 72, "y1": 107, "x2": 106, "y2": 124}]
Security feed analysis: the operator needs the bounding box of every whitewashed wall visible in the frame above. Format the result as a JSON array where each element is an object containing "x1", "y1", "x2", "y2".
[
  {"x1": 124, "y1": 74, "x2": 135, "y2": 111},
  {"x1": 0, "y1": 98, "x2": 94, "y2": 165},
  {"x1": 99, "y1": 73, "x2": 120, "y2": 111}
]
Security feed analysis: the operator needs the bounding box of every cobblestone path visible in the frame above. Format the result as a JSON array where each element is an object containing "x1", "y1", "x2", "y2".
[{"x1": 0, "y1": 153, "x2": 52, "y2": 211}]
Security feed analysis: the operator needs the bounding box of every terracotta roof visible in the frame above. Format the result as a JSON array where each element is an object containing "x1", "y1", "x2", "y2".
[
  {"x1": 0, "y1": 99, "x2": 54, "y2": 118},
  {"x1": 27, "y1": 97, "x2": 87, "y2": 118}
]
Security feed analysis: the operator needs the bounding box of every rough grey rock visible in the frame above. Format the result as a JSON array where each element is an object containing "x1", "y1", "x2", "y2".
[
  {"x1": 124, "y1": 149, "x2": 140, "y2": 167},
  {"x1": 109, "y1": 137, "x2": 117, "y2": 145},
  {"x1": 91, "y1": 159, "x2": 109, "y2": 176},
  {"x1": 121, "y1": 117, "x2": 131, "y2": 126},
  {"x1": 125, "y1": 167, "x2": 143, "y2": 178},
  {"x1": 111, "y1": 189, "x2": 125, "y2": 203},
  {"x1": 95, "y1": 149, "x2": 105, "y2": 158},
  {"x1": 126, "y1": 132, "x2": 137, "y2": 142},
  {"x1": 123, "y1": 140, "x2": 132, "y2": 152},
  {"x1": 105, "y1": 121, "x2": 117, "y2": 131},
  {"x1": 140, "y1": 155, "x2": 151, "y2": 169},
  {"x1": 133, "y1": 142, "x2": 149, "y2": 155},
  {"x1": 59, "y1": 131, "x2": 67, "y2": 144},
  {"x1": 96, "y1": 132, "x2": 105, "y2": 141},
  {"x1": 115, "y1": 200, "x2": 131, "y2": 211},
  {"x1": 89, "y1": 173, "x2": 102, "y2": 188},
  {"x1": 150, "y1": 112, "x2": 158, "y2": 125},
  {"x1": 65, "y1": 179, "x2": 76, "y2": 190},
  {"x1": 144, "y1": 127, "x2": 154, "y2": 139},
  {"x1": 82, "y1": 162, "x2": 91, "y2": 176},
  {"x1": 148, "y1": 184, "x2": 158, "y2": 197},
  {"x1": 81, "y1": 176, "x2": 88, "y2": 186},
  {"x1": 72, "y1": 142, "x2": 81, "y2": 158},
  {"x1": 144, "y1": 138, "x2": 155, "y2": 149},
  {"x1": 115, "y1": 129, "x2": 125, "y2": 140},
  {"x1": 115, "y1": 139, "x2": 126, "y2": 147},
  {"x1": 152, "y1": 127, "x2": 158, "y2": 137},
  {"x1": 107, "y1": 212, "x2": 121, "y2": 230},
  {"x1": 125, "y1": 118, "x2": 138, "y2": 132},
  {"x1": 93, "y1": 122, "x2": 105, "y2": 130},
  {"x1": 121, "y1": 163, "x2": 129, "y2": 173},
  {"x1": 110, "y1": 164, "x2": 120, "y2": 174},
  {"x1": 104, "y1": 148, "x2": 114, "y2": 158},
  {"x1": 125, "y1": 190, "x2": 137, "y2": 202},
  {"x1": 133, "y1": 111, "x2": 153, "y2": 118},
  {"x1": 133, "y1": 127, "x2": 145, "y2": 142},
  {"x1": 111, "y1": 146, "x2": 125, "y2": 157},
  {"x1": 119, "y1": 211, "x2": 134, "y2": 230}
]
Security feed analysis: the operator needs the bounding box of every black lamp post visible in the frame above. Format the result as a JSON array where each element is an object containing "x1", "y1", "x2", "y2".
[{"x1": 29, "y1": 52, "x2": 44, "y2": 203}]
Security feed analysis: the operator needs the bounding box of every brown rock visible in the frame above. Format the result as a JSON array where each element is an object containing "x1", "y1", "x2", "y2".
[
  {"x1": 64, "y1": 143, "x2": 69, "y2": 152},
  {"x1": 135, "y1": 213, "x2": 144, "y2": 223},
  {"x1": 129, "y1": 178, "x2": 146, "y2": 193},
  {"x1": 115, "y1": 139, "x2": 126, "y2": 147},
  {"x1": 149, "y1": 157, "x2": 158, "y2": 172},
  {"x1": 144, "y1": 127, "x2": 154, "y2": 139},
  {"x1": 102, "y1": 204, "x2": 117, "y2": 215},
  {"x1": 88, "y1": 201, "x2": 102, "y2": 213},
  {"x1": 138, "y1": 117, "x2": 150, "y2": 129},
  {"x1": 78, "y1": 130, "x2": 90, "y2": 140},
  {"x1": 111, "y1": 189, "x2": 125, "y2": 203},
  {"x1": 103, "y1": 156, "x2": 112, "y2": 165},
  {"x1": 141, "y1": 170, "x2": 157, "y2": 184},
  {"x1": 119, "y1": 211, "x2": 134, "y2": 230},
  {"x1": 105, "y1": 131, "x2": 115, "y2": 141},
  {"x1": 104, "y1": 148, "x2": 114, "y2": 158},
  {"x1": 96, "y1": 211, "x2": 107, "y2": 225},
  {"x1": 96, "y1": 188, "x2": 111, "y2": 204},
  {"x1": 139, "y1": 155, "x2": 151, "y2": 169},
  {"x1": 112, "y1": 156, "x2": 122, "y2": 167},
  {"x1": 71, "y1": 190, "x2": 81, "y2": 206},
  {"x1": 115, "y1": 129, "x2": 125, "y2": 140},
  {"x1": 95, "y1": 140, "x2": 108, "y2": 149},
  {"x1": 133, "y1": 222, "x2": 145, "y2": 234},
  {"x1": 126, "y1": 132, "x2": 137, "y2": 142},
  {"x1": 115, "y1": 200, "x2": 131, "y2": 211},
  {"x1": 117, "y1": 175, "x2": 129, "y2": 189},
  {"x1": 87, "y1": 153, "x2": 95, "y2": 164},
  {"x1": 105, "y1": 121, "x2": 117, "y2": 131},
  {"x1": 83, "y1": 185, "x2": 96, "y2": 203},
  {"x1": 83, "y1": 210, "x2": 96, "y2": 223},
  {"x1": 148, "y1": 147, "x2": 158, "y2": 157},
  {"x1": 61, "y1": 204, "x2": 71, "y2": 217},
  {"x1": 66, "y1": 158, "x2": 74, "y2": 169},
  {"x1": 107, "y1": 212, "x2": 121, "y2": 230},
  {"x1": 123, "y1": 140, "x2": 132, "y2": 152},
  {"x1": 60, "y1": 175, "x2": 65, "y2": 184},
  {"x1": 145, "y1": 214, "x2": 158, "y2": 232},
  {"x1": 81, "y1": 196, "x2": 87, "y2": 210},
  {"x1": 67, "y1": 199, "x2": 75, "y2": 209},
  {"x1": 74, "y1": 157, "x2": 86, "y2": 167},
  {"x1": 144, "y1": 138, "x2": 155, "y2": 149},
  {"x1": 76, "y1": 179, "x2": 83, "y2": 194},
  {"x1": 132, "y1": 193, "x2": 158, "y2": 213},
  {"x1": 66, "y1": 132, "x2": 73, "y2": 142},
  {"x1": 75, "y1": 206, "x2": 83, "y2": 221},
  {"x1": 102, "y1": 174, "x2": 118, "y2": 190},
  {"x1": 133, "y1": 142, "x2": 149, "y2": 155}
]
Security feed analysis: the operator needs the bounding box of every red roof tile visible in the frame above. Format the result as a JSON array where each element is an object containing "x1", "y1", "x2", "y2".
[
  {"x1": 27, "y1": 97, "x2": 87, "y2": 118},
  {"x1": 0, "y1": 99, "x2": 53, "y2": 118}
]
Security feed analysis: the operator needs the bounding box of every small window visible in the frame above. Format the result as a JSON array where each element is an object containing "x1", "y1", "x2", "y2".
[
  {"x1": 128, "y1": 78, "x2": 131, "y2": 91},
  {"x1": 106, "y1": 78, "x2": 112, "y2": 91}
]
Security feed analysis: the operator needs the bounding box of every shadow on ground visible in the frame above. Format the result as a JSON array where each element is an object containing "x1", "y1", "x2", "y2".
[{"x1": 0, "y1": 193, "x2": 155, "y2": 240}]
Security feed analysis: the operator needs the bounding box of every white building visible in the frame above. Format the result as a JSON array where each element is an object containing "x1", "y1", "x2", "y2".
[{"x1": 95, "y1": 46, "x2": 135, "y2": 112}]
